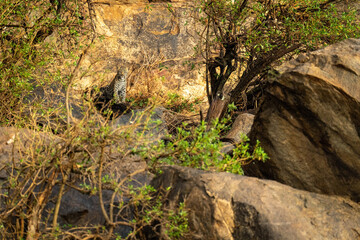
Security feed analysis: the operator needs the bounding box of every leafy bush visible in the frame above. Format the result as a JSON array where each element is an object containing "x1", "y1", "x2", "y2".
[
  {"x1": 192, "y1": 0, "x2": 360, "y2": 122},
  {"x1": 166, "y1": 93, "x2": 200, "y2": 113},
  {"x1": 0, "y1": 0, "x2": 90, "y2": 126},
  {"x1": 138, "y1": 116, "x2": 268, "y2": 175}
]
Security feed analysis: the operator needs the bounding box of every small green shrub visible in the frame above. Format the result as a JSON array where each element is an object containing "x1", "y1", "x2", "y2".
[
  {"x1": 166, "y1": 93, "x2": 200, "y2": 113},
  {"x1": 128, "y1": 185, "x2": 189, "y2": 239},
  {"x1": 138, "y1": 117, "x2": 268, "y2": 175}
]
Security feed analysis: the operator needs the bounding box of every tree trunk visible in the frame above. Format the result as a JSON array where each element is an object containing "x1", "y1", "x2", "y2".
[{"x1": 205, "y1": 96, "x2": 229, "y2": 128}]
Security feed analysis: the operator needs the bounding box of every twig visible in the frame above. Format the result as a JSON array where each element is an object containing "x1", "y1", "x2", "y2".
[
  {"x1": 52, "y1": 168, "x2": 70, "y2": 233},
  {"x1": 98, "y1": 145, "x2": 113, "y2": 226},
  {"x1": 65, "y1": 35, "x2": 95, "y2": 129}
]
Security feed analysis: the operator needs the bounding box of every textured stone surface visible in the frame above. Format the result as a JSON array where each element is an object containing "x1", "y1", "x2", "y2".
[
  {"x1": 246, "y1": 38, "x2": 360, "y2": 201},
  {"x1": 76, "y1": 0, "x2": 205, "y2": 101},
  {"x1": 225, "y1": 113, "x2": 255, "y2": 142},
  {"x1": 151, "y1": 166, "x2": 360, "y2": 240},
  {"x1": 0, "y1": 127, "x2": 61, "y2": 174}
]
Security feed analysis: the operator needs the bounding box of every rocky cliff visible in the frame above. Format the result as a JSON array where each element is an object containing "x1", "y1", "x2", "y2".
[{"x1": 76, "y1": 0, "x2": 206, "y2": 101}]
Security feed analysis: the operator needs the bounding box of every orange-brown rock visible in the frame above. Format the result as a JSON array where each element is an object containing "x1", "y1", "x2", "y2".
[
  {"x1": 246, "y1": 38, "x2": 360, "y2": 201},
  {"x1": 151, "y1": 166, "x2": 360, "y2": 240},
  {"x1": 76, "y1": 0, "x2": 206, "y2": 102}
]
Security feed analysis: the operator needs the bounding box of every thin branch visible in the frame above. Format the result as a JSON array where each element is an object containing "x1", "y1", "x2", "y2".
[
  {"x1": 98, "y1": 145, "x2": 113, "y2": 226},
  {"x1": 205, "y1": 15, "x2": 212, "y2": 104},
  {"x1": 230, "y1": 43, "x2": 301, "y2": 102},
  {"x1": 109, "y1": 168, "x2": 147, "y2": 223},
  {"x1": 65, "y1": 36, "x2": 94, "y2": 129},
  {"x1": 52, "y1": 168, "x2": 70, "y2": 233}
]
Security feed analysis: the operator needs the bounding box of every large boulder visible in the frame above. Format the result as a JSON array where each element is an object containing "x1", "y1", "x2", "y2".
[
  {"x1": 151, "y1": 166, "x2": 360, "y2": 240},
  {"x1": 246, "y1": 38, "x2": 360, "y2": 201}
]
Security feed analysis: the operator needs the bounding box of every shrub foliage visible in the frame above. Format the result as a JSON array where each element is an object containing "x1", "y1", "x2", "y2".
[{"x1": 192, "y1": 0, "x2": 360, "y2": 122}]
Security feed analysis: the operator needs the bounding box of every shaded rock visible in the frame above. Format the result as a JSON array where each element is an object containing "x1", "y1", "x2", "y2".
[
  {"x1": 111, "y1": 107, "x2": 168, "y2": 142},
  {"x1": 0, "y1": 127, "x2": 152, "y2": 237},
  {"x1": 0, "y1": 127, "x2": 61, "y2": 170},
  {"x1": 43, "y1": 171, "x2": 152, "y2": 238},
  {"x1": 246, "y1": 38, "x2": 360, "y2": 201},
  {"x1": 0, "y1": 127, "x2": 63, "y2": 211},
  {"x1": 92, "y1": 91, "x2": 131, "y2": 118},
  {"x1": 151, "y1": 165, "x2": 360, "y2": 240},
  {"x1": 24, "y1": 81, "x2": 85, "y2": 132}
]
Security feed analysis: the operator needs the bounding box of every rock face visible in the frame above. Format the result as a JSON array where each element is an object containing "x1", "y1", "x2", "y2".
[
  {"x1": 246, "y1": 38, "x2": 360, "y2": 201},
  {"x1": 151, "y1": 166, "x2": 360, "y2": 240},
  {"x1": 76, "y1": 0, "x2": 205, "y2": 101}
]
